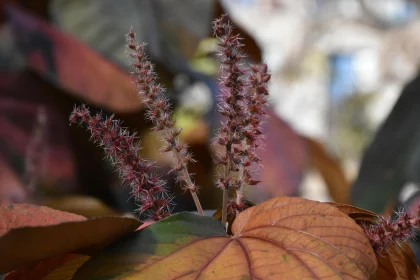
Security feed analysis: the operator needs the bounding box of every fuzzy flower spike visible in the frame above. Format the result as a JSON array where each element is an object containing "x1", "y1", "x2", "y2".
[
  {"x1": 213, "y1": 15, "x2": 271, "y2": 224},
  {"x1": 126, "y1": 29, "x2": 204, "y2": 216},
  {"x1": 69, "y1": 105, "x2": 172, "y2": 221}
]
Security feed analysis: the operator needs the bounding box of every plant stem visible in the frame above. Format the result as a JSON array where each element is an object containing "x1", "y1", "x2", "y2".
[
  {"x1": 235, "y1": 139, "x2": 248, "y2": 216},
  {"x1": 236, "y1": 165, "x2": 245, "y2": 217},
  {"x1": 222, "y1": 188, "x2": 228, "y2": 226},
  {"x1": 221, "y1": 142, "x2": 233, "y2": 226},
  {"x1": 191, "y1": 191, "x2": 204, "y2": 216},
  {"x1": 127, "y1": 30, "x2": 203, "y2": 217},
  {"x1": 173, "y1": 149, "x2": 204, "y2": 215}
]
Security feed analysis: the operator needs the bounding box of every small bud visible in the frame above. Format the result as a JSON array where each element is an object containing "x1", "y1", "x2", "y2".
[{"x1": 128, "y1": 29, "x2": 135, "y2": 38}]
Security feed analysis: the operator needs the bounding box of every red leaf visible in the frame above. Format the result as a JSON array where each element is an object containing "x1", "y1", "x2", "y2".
[
  {"x1": 5, "y1": 4, "x2": 142, "y2": 113},
  {"x1": 0, "y1": 74, "x2": 78, "y2": 200}
]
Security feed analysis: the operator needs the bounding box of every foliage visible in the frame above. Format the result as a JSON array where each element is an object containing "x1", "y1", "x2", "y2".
[
  {"x1": 1, "y1": 13, "x2": 419, "y2": 280},
  {"x1": 73, "y1": 197, "x2": 376, "y2": 279}
]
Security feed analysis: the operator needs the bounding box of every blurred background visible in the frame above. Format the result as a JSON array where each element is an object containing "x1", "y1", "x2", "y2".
[{"x1": 2, "y1": 0, "x2": 420, "y2": 260}]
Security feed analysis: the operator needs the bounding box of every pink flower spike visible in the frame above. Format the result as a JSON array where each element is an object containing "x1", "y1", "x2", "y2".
[
  {"x1": 125, "y1": 28, "x2": 203, "y2": 216},
  {"x1": 212, "y1": 14, "x2": 271, "y2": 224},
  {"x1": 69, "y1": 104, "x2": 172, "y2": 221}
]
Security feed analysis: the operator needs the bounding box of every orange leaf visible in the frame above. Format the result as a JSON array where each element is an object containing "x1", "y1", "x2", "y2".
[
  {"x1": 376, "y1": 244, "x2": 420, "y2": 280},
  {"x1": 330, "y1": 202, "x2": 420, "y2": 279},
  {"x1": 0, "y1": 204, "x2": 140, "y2": 273},
  {"x1": 326, "y1": 202, "x2": 378, "y2": 223},
  {"x1": 74, "y1": 197, "x2": 377, "y2": 279},
  {"x1": 4, "y1": 254, "x2": 90, "y2": 280},
  {"x1": 0, "y1": 204, "x2": 86, "y2": 236}
]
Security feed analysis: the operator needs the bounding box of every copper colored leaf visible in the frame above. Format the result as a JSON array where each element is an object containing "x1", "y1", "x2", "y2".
[
  {"x1": 376, "y1": 244, "x2": 420, "y2": 280},
  {"x1": 0, "y1": 204, "x2": 140, "y2": 273},
  {"x1": 74, "y1": 197, "x2": 377, "y2": 279},
  {"x1": 4, "y1": 254, "x2": 90, "y2": 280},
  {"x1": 330, "y1": 203, "x2": 420, "y2": 279},
  {"x1": 0, "y1": 204, "x2": 86, "y2": 236},
  {"x1": 326, "y1": 202, "x2": 378, "y2": 224}
]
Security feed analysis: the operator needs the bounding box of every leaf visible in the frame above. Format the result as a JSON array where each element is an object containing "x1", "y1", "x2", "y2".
[
  {"x1": 249, "y1": 110, "x2": 308, "y2": 202},
  {"x1": 41, "y1": 195, "x2": 119, "y2": 217},
  {"x1": 0, "y1": 204, "x2": 141, "y2": 273},
  {"x1": 0, "y1": 204, "x2": 86, "y2": 236},
  {"x1": 330, "y1": 203, "x2": 420, "y2": 279},
  {"x1": 0, "y1": 74, "x2": 78, "y2": 199},
  {"x1": 4, "y1": 254, "x2": 90, "y2": 280},
  {"x1": 326, "y1": 202, "x2": 378, "y2": 223},
  {"x1": 74, "y1": 197, "x2": 377, "y2": 279},
  {"x1": 304, "y1": 137, "x2": 350, "y2": 204},
  {"x1": 351, "y1": 73, "x2": 420, "y2": 213},
  {"x1": 0, "y1": 73, "x2": 124, "y2": 210},
  {"x1": 376, "y1": 244, "x2": 420, "y2": 280},
  {"x1": 5, "y1": 5, "x2": 142, "y2": 113},
  {"x1": 0, "y1": 155, "x2": 26, "y2": 205},
  {"x1": 43, "y1": 254, "x2": 90, "y2": 280}
]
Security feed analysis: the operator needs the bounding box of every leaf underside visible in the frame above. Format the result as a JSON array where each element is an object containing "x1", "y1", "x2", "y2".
[{"x1": 74, "y1": 197, "x2": 377, "y2": 280}]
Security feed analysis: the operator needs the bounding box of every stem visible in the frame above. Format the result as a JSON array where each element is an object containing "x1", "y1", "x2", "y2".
[
  {"x1": 173, "y1": 148, "x2": 204, "y2": 216},
  {"x1": 222, "y1": 188, "x2": 228, "y2": 226},
  {"x1": 191, "y1": 191, "x2": 204, "y2": 216},
  {"x1": 235, "y1": 139, "x2": 248, "y2": 216},
  {"x1": 221, "y1": 142, "x2": 233, "y2": 226},
  {"x1": 236, "y1": 165, "x2": 245, "y2": 217},
  {"x1": 151, "y1": 99, "x2": 204, "y2": 216}
]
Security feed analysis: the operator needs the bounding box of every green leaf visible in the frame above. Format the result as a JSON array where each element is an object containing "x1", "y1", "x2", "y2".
[{"x1": 73, "y1": 212, "x2": 227, "y2": 279}]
